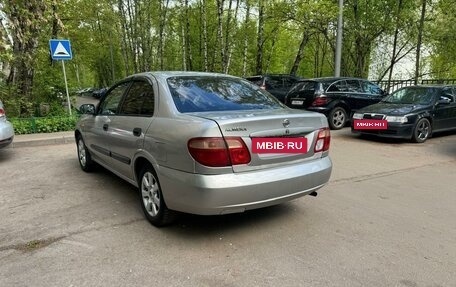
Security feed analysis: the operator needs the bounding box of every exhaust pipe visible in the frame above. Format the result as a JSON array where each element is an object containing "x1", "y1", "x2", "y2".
[{"x1": 309, "y1": 191, "x2": 318, "y2": 197}]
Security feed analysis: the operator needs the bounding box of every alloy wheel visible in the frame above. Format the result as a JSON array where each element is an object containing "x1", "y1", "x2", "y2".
[
  {"x1": 141, "y1": 171, "x2": 161, "y2": 217},
  {"x1": 78, "y1": 139, "x2": 87, "y2": 167},
  {"x1": 332, "y1": 109, "x2": 346, "y2": 129},
  {"x1": 416, "y1": 120, "x2": 430, "y2": 140}
]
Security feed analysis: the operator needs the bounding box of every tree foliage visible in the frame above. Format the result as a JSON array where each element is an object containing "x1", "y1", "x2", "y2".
[{"x1": 1, "y1": 0, "x2": 455, "y2": 117}]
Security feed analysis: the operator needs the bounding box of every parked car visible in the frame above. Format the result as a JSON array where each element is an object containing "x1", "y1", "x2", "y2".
[
  {"x1": 351, "y1": 85, "x2": 456, "y2": 143},
  {"x1": 91, "y1": 87, "x2": 108, "y2": 99},
  {"x1": 284, "y1": 77, "x2": 387, "y2": 130},
  {"x1": 76, "y1": 71, "x2": 332, "y2": 227},
  {"x1": 0, "y1": 100, "x2": 14, "y2": 149},
  {"x1": 75, "y1": 87, "x2": 96, "y2": 97},
  {"x1": 245, "y1": 74, "x2": 302, "y2": 103}
]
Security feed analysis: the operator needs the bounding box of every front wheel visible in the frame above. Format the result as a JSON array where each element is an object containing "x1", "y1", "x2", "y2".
[
  {"x1": 138, "y1": 166, "x2": 175, "y2": 227},
  {"x1": 328, "y1": 107, "x2": 347, "y2": 130},
  {"x1": 411, "y1": 118, "x2": 432, "y2": 143}
]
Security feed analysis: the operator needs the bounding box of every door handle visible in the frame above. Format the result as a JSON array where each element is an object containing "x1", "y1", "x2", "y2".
[
  {"x1": 133, "y1": 128, "x2": 142, "y2": 137},
  {"x1": 103, "y1": 124, "x2": 108, "y2": 131}
]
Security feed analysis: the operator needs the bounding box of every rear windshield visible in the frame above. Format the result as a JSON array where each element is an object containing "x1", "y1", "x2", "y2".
[
  {"x1": 288, "y1": 81, "x2": 319, "y2": 94},
  {"x1": 167, "y1": 76, "x2": 283, "y2": 113}
]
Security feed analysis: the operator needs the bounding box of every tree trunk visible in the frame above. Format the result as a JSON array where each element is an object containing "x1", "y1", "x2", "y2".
[
  {"x1": 290, "y1": 31, "x2": 310, "y2": 76},
  {"x1": 158, "y1": 0, "x2": 170, "y2": 70},
  {"x1": 386, "y1": 0, "x2": 404, "y2": 89},
  {"x1": 184, "y1": 0, "x2": 193, "y2": 70},
  {"x1": 415, "y1": 0, "x2": 427, "y2": 85},
  {"x1": 118, "y1": 0, "x2": 131, "y2": 76},
  {"x1": 256, "y1": 0, "x2": 265, "y2": 75},
  {"x1": 202, "y1": 0, "x2": 208, "y2": 71},
  {"x1": 222, "y1": 0, "x2": 233, "y2": 73},
  {"x1": 225, "y1": 0, "x2": 239, "y2": 74},
  {"x1": 215, "y1": 0, "x2": 225, "y2": 72},
  {"x1": 5, "y1": 0, "x2": 46, "y2": 111},
  {"x1": 242, "y1": 1, "x2": 251, "y2": 77}
]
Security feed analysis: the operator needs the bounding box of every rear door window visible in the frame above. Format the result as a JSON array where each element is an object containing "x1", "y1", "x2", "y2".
[
  {"x1": 118, "y1": 81, "x2": 155, "y2": 116},
  {"x1": 346, "y1": 80, "x2": 362, "y2": 93},
  {"x1": 167, "y1": 76, "x2": 282, "y2": 113},
  {"x1": 327, "y1": 80, "x2": 348, "y2": 92},
  {"x1": 361, "y1": 81, "x2": 383, "y2": 95}
]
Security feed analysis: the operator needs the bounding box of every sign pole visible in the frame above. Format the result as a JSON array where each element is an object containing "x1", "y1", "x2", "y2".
[
  {"x1": 61, "y1": 60, "x2": 72, "y2": 115},
  {"x1": 50, "y1": 39, "x2": 73, "y2": 115}
]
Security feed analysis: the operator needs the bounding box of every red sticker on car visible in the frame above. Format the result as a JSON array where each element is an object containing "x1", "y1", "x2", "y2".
[
  {"x1": 353, "y1": 119, "x2": 388, "y2": 130},
  {"x1": 252, "y1": 138, "x2": 308, "y2": 153}
]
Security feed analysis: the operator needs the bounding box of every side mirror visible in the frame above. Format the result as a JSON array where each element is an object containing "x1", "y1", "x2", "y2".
[{"x1": 79, "y1": 103, "x2": 96, "y2": 114}]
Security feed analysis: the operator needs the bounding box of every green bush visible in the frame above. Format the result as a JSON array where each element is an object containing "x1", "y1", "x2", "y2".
[{"x1": 10, "y1": 115, "x2": 79, "y2": 135}]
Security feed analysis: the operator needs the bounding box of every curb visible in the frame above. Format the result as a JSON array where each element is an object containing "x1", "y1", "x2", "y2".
[{"x1": 9, "y1": 132, "x2": 75, "y2": 148}]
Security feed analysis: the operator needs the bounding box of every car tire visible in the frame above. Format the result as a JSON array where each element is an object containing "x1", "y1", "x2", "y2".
[
  {"x1": 77, "y1": 135, "x2": 95, "y2": 172},
  {"x1": 329, "y1": 107, "x2": 347, "y2": 130},
  {"x1": 411, "y1": 118, "x2": 432, "y2": 143},
  {"x1": 138, "y1": 165, "x2": 175, "y2": 227}
]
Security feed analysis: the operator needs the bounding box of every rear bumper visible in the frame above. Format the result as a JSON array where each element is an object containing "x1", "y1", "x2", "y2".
[
  {"x1": 351, "y1": 122, "x2": 414, "y2": 139},
  {"x1": 158, "y1": 156, "x2": 332, "y2": 215},
  {"x1": 306, "y1": 107, "x2": 331, "y2": 116},
  {"x1": 0, "y1": 120, "x2": 14, "y2": 148}
]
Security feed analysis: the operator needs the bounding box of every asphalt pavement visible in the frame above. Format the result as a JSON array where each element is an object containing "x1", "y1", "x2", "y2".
[{"x1": 2, "y1": 128, "x2": 455, "y2": 287}]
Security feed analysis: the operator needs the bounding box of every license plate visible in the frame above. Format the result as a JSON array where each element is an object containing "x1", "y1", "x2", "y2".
[
  {"x1": 252, "y1": 138, "x2": 308, "y2": 154},
  {"x1": 291, "y1": 100, "x2": 304, "y2": 105},
  {"x1": 353, "y1": 119, "x2": 388, "y2": 130}
]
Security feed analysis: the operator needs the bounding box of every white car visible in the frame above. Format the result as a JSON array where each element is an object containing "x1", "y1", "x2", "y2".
[{"x1": 0, "y1": 100, "x2": 14, "y2": 149}]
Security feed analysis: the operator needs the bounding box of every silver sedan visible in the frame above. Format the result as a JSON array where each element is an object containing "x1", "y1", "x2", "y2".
[
  {"x1": 0, "y1": 100, "x2": 14, "y2": 149},
  {"x1": 75, "y1": 72, "x2": 332, "y2": 227}
]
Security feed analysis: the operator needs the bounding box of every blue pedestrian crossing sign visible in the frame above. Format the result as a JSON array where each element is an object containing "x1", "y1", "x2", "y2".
[{"x1": 49, "y1": 39, "x2": 73, "y2": 60}]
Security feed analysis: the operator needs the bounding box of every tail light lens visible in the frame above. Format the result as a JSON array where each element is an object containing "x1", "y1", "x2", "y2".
[
  {"x1": 314, "y1": 128, "x2": 331, "y2": 153},
  {"x1": 0, "y1": 108, "x2": 5, "y2": 118},
  {"x1": 188, "y1": 137, "x2": 251, "y2": 167},
  {"x1": 311, "y1": 97, "x2": 329, "y2": 106}
]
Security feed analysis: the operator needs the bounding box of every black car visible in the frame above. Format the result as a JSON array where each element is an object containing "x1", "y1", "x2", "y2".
[
  {"x1": 246, "y1": 74, "x2": 301, "y2": 103},
  {"x1": 285, "y1": 77, "x2": 386, "y2": 129},
  {"x1": 351, "y1": 85, "x2": 456, "y2": 143}
]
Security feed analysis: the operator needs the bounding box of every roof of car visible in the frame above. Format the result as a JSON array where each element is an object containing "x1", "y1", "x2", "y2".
[
  {"x1": 123, "y1": 71, "x2": 240, "y2": 81},
  {"x1": 298, "y1": 77, "x2": 367, "y2": 83},
  {"x1": 246, "y1": 74, "x2": 300, "y2": 79},
  {"x1": 399, "y1": 84, "x2": 456, "y2": 89}
]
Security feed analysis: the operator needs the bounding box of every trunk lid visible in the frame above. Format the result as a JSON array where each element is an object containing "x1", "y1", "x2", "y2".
[{"x1": 189, "y1": 108, "x2": 327, "y2": 172}]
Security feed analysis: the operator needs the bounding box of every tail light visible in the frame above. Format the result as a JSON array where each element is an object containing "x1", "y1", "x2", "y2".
[
  {"x1": 0, "y1": 108, "x2": 5, "y2": 118},
  {"x1": 314, "y1": 128, "x2": 331, "y2": 153},
  {"x1": 311, "y1": 97, "x2": 329, "y2": 106},
  {"x1": 188, "y1": 137, "x2": 251, "y2": 167}
]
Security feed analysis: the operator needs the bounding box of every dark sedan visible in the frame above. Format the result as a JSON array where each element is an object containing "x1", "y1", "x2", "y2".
[
  {"x1": 285, "y1": 77, "x2": 386, "y2": 130},
  {"x1": 246, "y1": 74, "x2": 301, "y2": 103},
  {"x1": 351, "y1": 85, "x2": 456, "y2": 143}
]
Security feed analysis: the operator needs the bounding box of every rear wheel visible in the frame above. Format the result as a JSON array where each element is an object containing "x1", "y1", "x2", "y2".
[
  {"x1": 328, "y1": 107, "x2": 347, "y2": 130},
  {"x1": 138, "y1": 165, "x2": 175, "y2": 227},
  {"x1": 77, "y1": 135, "x2": 95, "y2": 172},
  {"x1": 411, "y1": 118, "x2": 431, "y2": 143}
]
